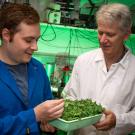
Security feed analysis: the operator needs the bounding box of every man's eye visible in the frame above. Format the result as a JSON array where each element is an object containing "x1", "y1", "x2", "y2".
[
  {"x1": 107, "y1": 33, "x2": 115, "y2": 37},
  {"x1": 25, "y1": 39, "x2": 32, "y2": 43},
  {"x1": 98, "y1": 31, "x2": 103, "y2": 35}
]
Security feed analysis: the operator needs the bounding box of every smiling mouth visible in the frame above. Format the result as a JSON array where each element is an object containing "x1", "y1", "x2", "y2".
[{"x1": 26, "y1": 52, "x2": 32, "y2": 56}]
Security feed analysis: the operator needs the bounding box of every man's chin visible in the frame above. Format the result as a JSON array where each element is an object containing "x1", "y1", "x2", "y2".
[
  {"x1": 102, "y1": 50, "x2": 112, "y2": 56},
  {"x1": 23, "y1": 57, "x2": 31, "y2": 63}
]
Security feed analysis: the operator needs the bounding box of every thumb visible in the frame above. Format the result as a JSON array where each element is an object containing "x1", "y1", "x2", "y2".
[{"x1": 103, "y1": 109, "x2": 112, "y2": 115}]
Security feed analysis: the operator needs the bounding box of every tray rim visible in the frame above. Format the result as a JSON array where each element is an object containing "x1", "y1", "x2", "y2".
[
  {"x1": 49, "y1": 113, "x2": 102, "y2": 131},
  {"x1": 54, "y1": 113, "x2": 102, "y2": 123}
]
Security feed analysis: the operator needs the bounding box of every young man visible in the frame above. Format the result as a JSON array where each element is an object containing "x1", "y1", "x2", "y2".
[
  {"x1": 0, "y1": 3, "x2": 64, "y2": 135},
  {"x1": 64, "y1": 3, "x2": 135, "y2": 135}
]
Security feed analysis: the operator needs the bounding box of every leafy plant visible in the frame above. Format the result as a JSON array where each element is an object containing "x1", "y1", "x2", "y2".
[{"x1": 61, "y1": 99, "x2": 104, "y2": 121}]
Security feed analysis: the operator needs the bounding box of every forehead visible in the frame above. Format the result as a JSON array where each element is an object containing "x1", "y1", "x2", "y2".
[
  {"x1": 97, "y1": 20, "x2": 121, "y2": 33},
  {"x1": 15, "y1": 22, "x2": 40, "y2": 37}
]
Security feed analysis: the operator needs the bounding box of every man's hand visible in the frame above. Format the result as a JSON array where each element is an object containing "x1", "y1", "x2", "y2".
[
  {"x1": 40, "y1": 121, "x2": 56, "y2": 133},
  {"x1": 34, "y1": 99, "x2": 64, "y2": 122},
  {"x1": 94, "y1": 110, "x2": 116, "y2": 131}
]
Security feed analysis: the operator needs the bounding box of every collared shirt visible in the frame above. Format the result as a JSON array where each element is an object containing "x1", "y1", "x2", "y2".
[{"x1": 64, "y1": 48, "x2": 135, "y2": 135}]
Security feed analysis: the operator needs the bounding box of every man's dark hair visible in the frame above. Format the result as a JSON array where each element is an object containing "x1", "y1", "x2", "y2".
[{"x1": 0, "y1": 2, "x2": 40, "y2": 38}]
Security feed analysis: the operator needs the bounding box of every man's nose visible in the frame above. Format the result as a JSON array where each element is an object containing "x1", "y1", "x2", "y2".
[
  {"x1": 100, "y1": 34, "x2": 107, "y2": 43},
  {"x1": 31, "y1": 42, "x2": 38, "y2": 51}
]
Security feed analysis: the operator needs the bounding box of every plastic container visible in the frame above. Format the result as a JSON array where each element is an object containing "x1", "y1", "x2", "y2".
[{"x1": 49, "y1": 114, "x2": 102, "y2": 132}]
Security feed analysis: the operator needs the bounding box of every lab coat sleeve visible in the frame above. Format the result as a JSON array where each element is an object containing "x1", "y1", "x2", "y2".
[
  {"x1": 112, "y1": 80, "x2": 135, "y2": 134},
  {"x1": 112, "y1": 108, "x2": 135, "y2": 135},
  {"x1": 0, "y1": 109, "x2": 39, "y2": 135}
]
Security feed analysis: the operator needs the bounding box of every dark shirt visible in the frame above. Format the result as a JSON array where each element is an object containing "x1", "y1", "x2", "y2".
[{"x1": 6, "y1": 63, "x2": 28, "y2": 105}]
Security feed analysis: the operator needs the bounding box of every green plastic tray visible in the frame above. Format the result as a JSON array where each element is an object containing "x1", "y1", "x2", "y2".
[{"x1": 49, "y1": 114, "x2": 102, "y2": 131}]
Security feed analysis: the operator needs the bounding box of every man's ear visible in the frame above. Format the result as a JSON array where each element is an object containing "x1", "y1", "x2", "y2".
[
  {"x1": 124, "y1": 29, "x2": 131, "y2": 40},
  {"x1": 2, "y1": 28, "x2": 11, "y2": 42}
]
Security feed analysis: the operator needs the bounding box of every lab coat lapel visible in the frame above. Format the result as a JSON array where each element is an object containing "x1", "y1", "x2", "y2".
[
  {"x1": 27, "y1": 62, "x2": 37, "y2": 99},
  {"x1": 0, "y1": 61, "x2": 26, "y2": 104}
]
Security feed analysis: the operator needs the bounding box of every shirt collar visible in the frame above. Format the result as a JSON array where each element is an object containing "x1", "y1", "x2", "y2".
[
  {"x1": 94, "y1": 48, "x2": 130, "y2": 69},
  {"x1": 119, "y1": 49, "x2": 130, "y2": 69},
  {"x1": 94, "y1": 48, "x2": 104, "y2": 62}
]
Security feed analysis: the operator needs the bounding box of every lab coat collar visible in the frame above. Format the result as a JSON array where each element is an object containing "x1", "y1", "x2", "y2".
[
  {"x1": 119, "y1": 50, "x2": 130, "y2": 69},
  {"x1": 94, "y1": 48, "x2": 104, "y2": 62},
  {"x1": 27, "y1": 60, "x2": 37, "y2": 99},
  {"x1": 94, "y1": 48, "x2": 130, "y2": 70}
]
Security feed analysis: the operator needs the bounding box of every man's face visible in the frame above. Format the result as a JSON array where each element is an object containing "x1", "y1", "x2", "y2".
[
  {"x1": 5, "y1": 22, "x2": 40, "y2": 65},
  {"x1": 97, "y1": 20, "x2": 129, "y2": 57}
]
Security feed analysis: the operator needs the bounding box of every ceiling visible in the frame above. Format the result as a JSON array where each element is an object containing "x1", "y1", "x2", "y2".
[
  {"x1": 1, "y1": 0, "x2": 135, "y2": 32},
  {"x1": 79, "y1": 0, "x2": 135, "y2": 32},
  {"x1": 45, "y1": 0, "x2": 135, "y2": 33}
]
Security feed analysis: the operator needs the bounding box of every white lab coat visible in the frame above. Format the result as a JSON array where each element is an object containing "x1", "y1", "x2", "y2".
[{"x1": 64, "y1": 48, "x2": 135, "y2": 135}]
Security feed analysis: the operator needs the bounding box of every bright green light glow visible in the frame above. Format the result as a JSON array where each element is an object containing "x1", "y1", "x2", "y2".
[
  {"x1": 36, "y1": 23, "x2": 99, "y2": 55},
  {"x1": 33, "y1": 23, "x2": 135, "y2": 64}
]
